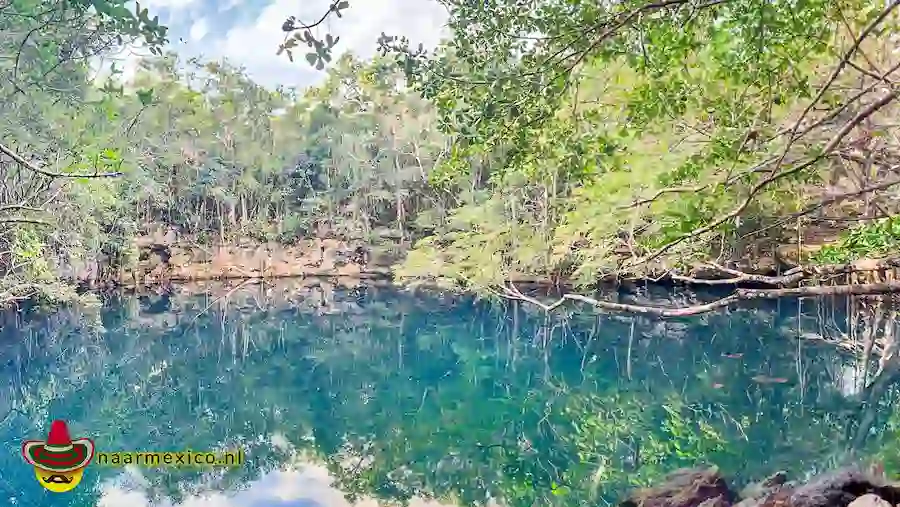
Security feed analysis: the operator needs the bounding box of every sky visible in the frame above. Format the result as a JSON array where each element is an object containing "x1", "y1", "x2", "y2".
[{"x1": 99, "y1": 0, "x2": 449, "y2": 89}]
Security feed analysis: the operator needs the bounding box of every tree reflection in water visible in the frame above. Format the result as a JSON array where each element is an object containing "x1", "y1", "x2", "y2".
[{"x1": 0, "y1": 280, "x2": 898, "y2": 507}]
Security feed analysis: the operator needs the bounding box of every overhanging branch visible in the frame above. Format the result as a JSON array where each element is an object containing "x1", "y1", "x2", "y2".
[
  {"x1": 497, "y1": 258, "x2": 900, "y2": 318},
  {"x1": 626, "y1": 89, "x2": 899, "y2": 268},
  {"x1": 0, "y1": 142, "x2": 122, "y2": 179},
  {"x1": 500, "y1": 281, "x2": 900, "y2": 318}
]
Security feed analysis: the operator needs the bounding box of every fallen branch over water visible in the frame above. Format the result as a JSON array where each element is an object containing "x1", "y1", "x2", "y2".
[
  {"x1": 494, "y1": 255, "x2": 900, "y2": 317},
  {"x1": 671, "y1": 258, "x2": 900, "y2": 286},
  {"x1": 0, "y1": 283, "x2": 44, "y2": 306},
  {"x1": 498, "y1": 282, "x2": 900, "y2": 317}
]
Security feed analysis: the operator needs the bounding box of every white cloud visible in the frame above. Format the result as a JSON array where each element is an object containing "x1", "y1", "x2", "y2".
[
  {"x1": 187, "y1": 0, "x2": 447, "y2": 88},
  {"x1": 189, "y1": 19, "x2": 210, "y2": 41},
  {"x1": 141, "y1": 0, "x2": 197, "y2": 12},
  {"x1": 96, "y1": 460, "x2": 462, "y2": 507},
  {"x1": 89, "y1": 41, "x2": 154, "y2": 87},
  {"x1": 92, "y1": 0, "x2": 448, "y2": 90}
]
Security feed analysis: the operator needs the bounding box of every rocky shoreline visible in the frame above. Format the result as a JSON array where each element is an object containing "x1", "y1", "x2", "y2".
[
  {"x1": 622, "y1": 466, "x2": 899, "y2": 507},
  {"x1": 61, "y1": 226, "x2": 900, "y2": 292},
  {"x1": 73, "y1": 233, "x2": 400, "y2": 289}
]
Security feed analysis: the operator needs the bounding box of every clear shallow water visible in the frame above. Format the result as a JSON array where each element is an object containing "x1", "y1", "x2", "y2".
[{"x1": 1, "y1": 281, "x2": 899, "y2": 507}]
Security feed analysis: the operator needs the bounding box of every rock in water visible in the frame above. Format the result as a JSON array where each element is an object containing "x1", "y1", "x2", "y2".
[
  {"x1": 745, "y1": 467, "x2": 900, "y2": 507},
  {"x1": 735, "y1": 471, "x2": 790, "y2": 507},
  {"x1": 620, "y1": 467, "x2": 737, "y2": 507},
  {"x1": 847, "y1": 494, "x2": 892, "y2": 507},
  {"x1": 620, "y1": 465, "x2": 900, "y2": 507},
  {"x1": 787, "y1": 467, "x2": 900, "y2": 507}
]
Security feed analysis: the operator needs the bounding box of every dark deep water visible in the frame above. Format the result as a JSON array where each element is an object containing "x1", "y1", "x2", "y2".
[{"x1": 1, "y1": 280, "x2": 900, "y2": 507}]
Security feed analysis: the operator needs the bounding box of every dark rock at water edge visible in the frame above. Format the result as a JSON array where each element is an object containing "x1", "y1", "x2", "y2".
[{"x1": 620, "y1": 466, "x2": 900, "y2": 507}]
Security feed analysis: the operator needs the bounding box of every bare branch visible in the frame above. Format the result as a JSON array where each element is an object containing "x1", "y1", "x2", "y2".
[
  {"x1": 500, "y1": 280, "x2": 900, "y2": 318},
  {"x1": 0, "y1": 142, "x2": 122, "y2": 178},
  {"x1": 622, "y1": 156, "x2": 779, "y2": 210},
  {"x1": 780, "y1": 1, "x2": 900, "y2": 149},
  {"x1": 620, "y1": 185, "x2": 705, "y2": 209},
  {"x1": 741, "y1": 171, "x2": 900, "y2": 240},
  {"x1": 0, "y1": 217, "x2": 52, "y2": 226},
  {"x1": 0, "y1": 204, "x2": 46, "y2": 213},
  {"x1": 629, "y1": 89, "x2": 899, "y2": 268},
  {"x1": 0, "y1": 282, "x2": 43, "y2": 305},
  {"x1": 676, "y1": 258, "x2": 900, "y2": 285}
]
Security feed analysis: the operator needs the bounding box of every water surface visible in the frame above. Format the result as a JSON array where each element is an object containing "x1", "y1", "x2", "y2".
[{"x1": 1, "y1": 280, "x2": 899, "y2": 507}]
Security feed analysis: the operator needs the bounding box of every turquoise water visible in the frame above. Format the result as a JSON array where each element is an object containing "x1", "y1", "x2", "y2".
[{"x1": 0, "y1": 281, "x2": 898, "y2": 507}]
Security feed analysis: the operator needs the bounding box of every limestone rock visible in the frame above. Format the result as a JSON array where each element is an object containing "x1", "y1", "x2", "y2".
[
  {"x1": 848, "y1": 494, "x2": 892, "y2": 507},
  {"x1": 620, "y1": 467, "x2": 736, "y2": 507},
  {"x1": 778, "y1": 467, "x2": 900, "y2": 507},
  {"x1": 775, "y1": 243, "x2": 827, "y2": 267},
  {"x1": 738, "y1": 470, "x2": 788, "y2": 503}
]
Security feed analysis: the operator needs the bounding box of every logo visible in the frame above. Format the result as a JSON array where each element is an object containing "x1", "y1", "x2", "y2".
[{"x1": 21, "y1": 420, "x2": 95, "y2": 493}]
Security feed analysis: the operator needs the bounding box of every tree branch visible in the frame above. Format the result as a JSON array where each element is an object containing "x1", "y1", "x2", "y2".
[
  {"x1": 740, "y1": 172, "x2": 900, "y2": 240},
  {"x1": 0, "y1": 282, "x2": 46, "y2": 305},
  {"x1": 282, "y1": 0, "x2": 342, "y2": 32},
  {"x1": 621, "y1": 155, "x2": 779, "y2": 210},
  {"x1": 628, "y1": 89, "x2": 898, "y2": 268},
  {"x1": 499, "y1": 280, "x2": 900, "y2": 318},
  {"x1": 0, "y1": 217, "x2": 52, "y2": 226},
  {"x1": 782, "y1": 0, "x2": 900, "y2": 145},
  {"x1": 0, "y1": 204, "x2": 46, "y2": 213},
  {"x1": 0, "y1": 142, "x2": 122, "y2": 178},
  {"x1": 672, "y1": 258, "x2": 900, "y2": 286}
]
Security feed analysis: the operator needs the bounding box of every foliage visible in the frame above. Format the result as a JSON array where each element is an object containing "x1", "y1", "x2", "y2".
[
  {"x1": 3, "y1": 3, "x2": 900, "y2": 506},
  {"x1": 0, "y1": 0, "x2": 168, "y2": 296},
  {"x1": 1, "y1": 34, "x2": 448, "y2": 287},
  {"x1": 4, "y1": 0, "x2": 900, "y2": 301},
  {"x1": 277, "y1": 0, "x2": 350, "y2": 69},
  {"x1": 810, "y1": 216, "x2": 900, "y2": 264},
  {"x1": 368, "y1": 0, "x2": 900, "y2": 286}
]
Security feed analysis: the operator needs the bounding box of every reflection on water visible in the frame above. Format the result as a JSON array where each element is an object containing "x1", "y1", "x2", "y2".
[
  {"x1": 97, "y1": 460, "x2": 456, "y2": 507},
  {"x1": 0, "y1": 280, "x2": 899, "y2": 507}
]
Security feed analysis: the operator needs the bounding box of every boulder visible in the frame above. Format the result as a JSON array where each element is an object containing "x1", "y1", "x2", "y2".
[
  {"x1": 620, "y1": 467, "x2": 736, "y2": 507},
  {"x1": 847, "y1": 494, "x2": 892, "y2": 507}
]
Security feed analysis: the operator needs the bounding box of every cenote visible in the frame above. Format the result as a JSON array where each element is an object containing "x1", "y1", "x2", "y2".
[{"x1": 1, "y1": 280, "x2": 899, "y2": 507}]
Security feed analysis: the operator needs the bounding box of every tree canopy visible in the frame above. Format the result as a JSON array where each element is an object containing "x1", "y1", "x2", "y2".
[
  {"x1": 281, "y1": 0, "x2": 900, "y2": 291},
  {"x1": 0, "y1": 0, "x2": 168, "y2": 299},
  {"x1": 1, "y1": 2, "x2": 900, "y2": 504},
  {"x1": 1, "y1": 0, "x2": 899, "y2": 303}
]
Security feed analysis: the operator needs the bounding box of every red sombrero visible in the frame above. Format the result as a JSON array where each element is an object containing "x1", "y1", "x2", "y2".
[{"x1": 21, "y1": 420, "x2": 94, "y2": 472}]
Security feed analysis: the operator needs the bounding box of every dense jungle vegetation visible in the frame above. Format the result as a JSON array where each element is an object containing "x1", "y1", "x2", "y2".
[{"x1": 2, "y1": 0, "x2": 900, "y2": 305}]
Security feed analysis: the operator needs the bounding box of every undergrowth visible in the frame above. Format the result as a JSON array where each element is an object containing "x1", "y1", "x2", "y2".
[{"x1": 810, "y1": 216, "x2": 900, "y2": 264}]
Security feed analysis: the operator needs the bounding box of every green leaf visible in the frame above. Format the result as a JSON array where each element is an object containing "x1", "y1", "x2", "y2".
[{"x1": 136, "y1": 88, "x2": 154, "y2": 106}]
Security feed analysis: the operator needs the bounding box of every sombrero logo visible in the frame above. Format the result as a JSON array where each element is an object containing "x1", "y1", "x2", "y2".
[{"x1": 21, "y1": 419, "x2": 95, "y2": 493}]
